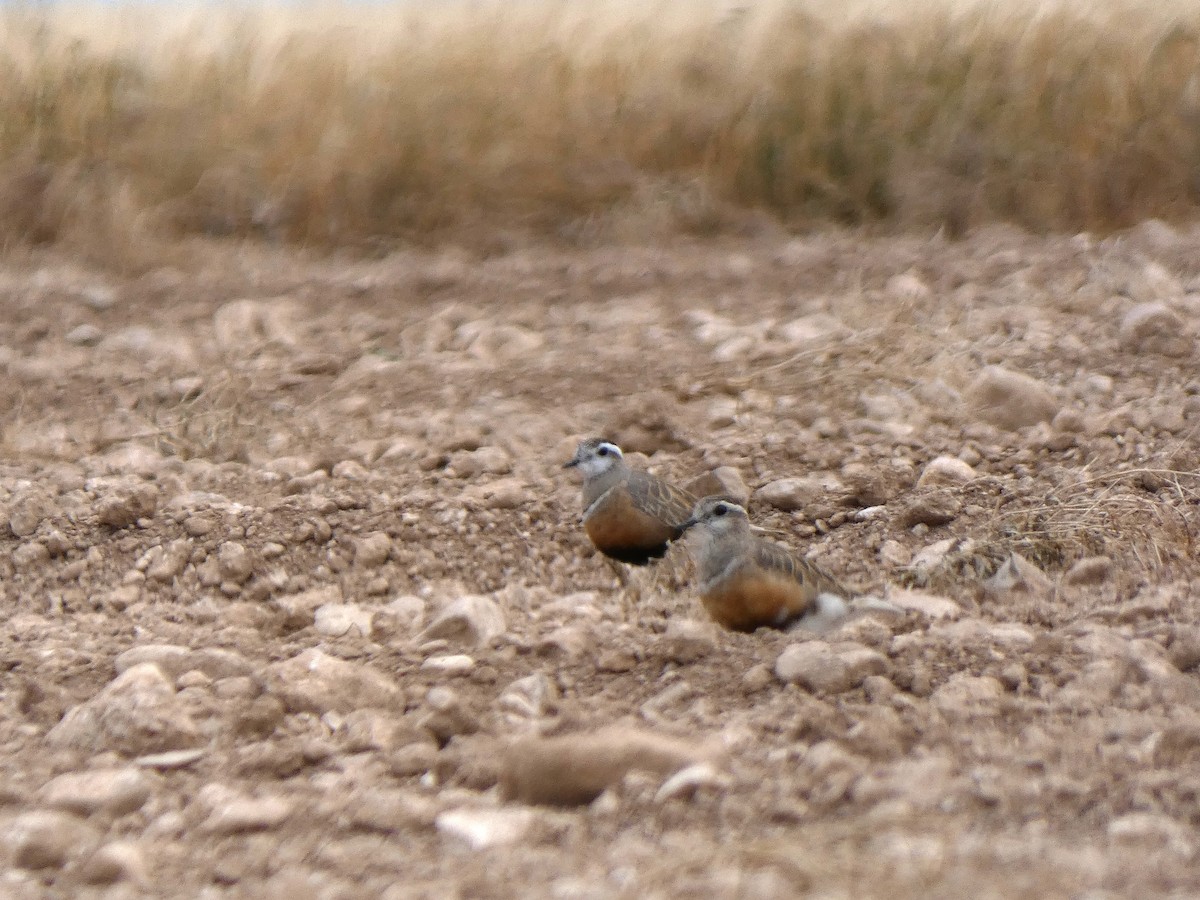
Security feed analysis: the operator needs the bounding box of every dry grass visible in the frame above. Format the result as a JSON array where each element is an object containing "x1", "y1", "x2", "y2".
[{"x1": 2, "y1": 0, "x2": 1200, "y2": 264}]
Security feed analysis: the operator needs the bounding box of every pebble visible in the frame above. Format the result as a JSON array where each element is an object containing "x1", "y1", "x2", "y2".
[
  {"x1": 896, "y1": 489, "x2": 961, "y2": 528},
  {"x1": 1061, "y1": 555, "x2": 1116, "y2": 587},
  {"x1": 885, "y1": 588, "x2": 961, "y2": 620},
  {"x1": 983, "y1": 553, "x2": 1053, "y2": 597},
  {"x1": 93, "y1": 480, "x2": 159, "y2": 528},
  {"x1": 217, "y1": 541, "x2": 254, "y2": 583},
  {"x1": 40, "y1": 768, "x2": 153, "y2": 817},
  {"x1": 930, "y1": 673, "x2": 1005, "y2": 720},
  {"x1": 461, "y1": 476, "x2": 527, "y2": 510},
  {"x1": 46, "y1": 663, "x2": 201, "y2": 755},
  {"x1": 658, "y1": 619, "x2": 718, "y2": 663},
  {"x1": 683, "y1": 466, "x2": 750, "y2": 506},
  {"x1": 115, "y1": 645, "x2": 253, "y2": 681},
  {"x1": 775, "y1": 641, "x2": 886, "y2": 693},
  {"x1": 65, "y1": 323, "x2": 103, "y2": 346},
  {"x1": 436, "y1": 807, "x2": 536, "y2": 850},
  {"x1": 198, "y1": 787, "x2": 294, "y2": 834},
  {"x1": 840, "y1": 463, "x2": 896, "y2": 507},
  {"x1": 275, "y1": 585, "x2": 343, "y2": 629},
  {"x1": 78, "y1": 841, "x2": 148, "y2": 885},
  {"x1": 967, "y1": 365, "x2": 1059, "y2": 430},
  {"x1": 447, "y1": 446, "x2": 512, "y2": 478},
  {"x1": 1119, "y1": 302, "x2": 1191, "y2": 357},
  {"x1": 212, "y1": 297, "x2": 299, "y2": 351},
  {"x1": 500, "y1": 727, "x2": 706, "y2": 806},
  {"x1": 11, "y1": 541, "x2": 50, "y2": 569},
  {"x1": 263, "y1": 649, "x2": 404, "y2": 714},
  {"x1": 1108, "y1": 813, "x2": 1194, "y2": 856},
  {"x1": 354, "y1": 531, "x2": 393, "y2": 567},
  {"x1": 421, "y1": 654, "x2": 477, "y2": 676},
  {"x1": 8, "y1": 486, "x2": 54, "y2": 537},
  {"x1": 421, "y1": 594, "x2": 507, "y2": 647},
  {"x1": 653, "y1": 762, "x2": 730, "y2": 803},
  {"x1": 916, "y1": 456, "x2": 977, "y2": 489},
  {"x1": 6, "y1": 810, "x2": 96, "y2": 870},
  {"x1": 755, "y1": 476, "x2": 829, "y2": 512},
  {"x1": 314, "y1": 603, "x2": 375, "y2": 639},
  {"x1": 742, "y1": 664, "x2": 774, "y2": 693},
  {"x1": 134, "y1": 748, "x2": 207, "y2": 770},
  {"x1": 498, "y1": 673, "x2": 558, "y2": 721},
  {"x1": 878, "y1": 539, "x2": 911, "y2": 567}
]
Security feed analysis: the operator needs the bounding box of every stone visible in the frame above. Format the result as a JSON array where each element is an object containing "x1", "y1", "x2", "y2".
[
  {"x1": 436, "y1": 807, "x2": 536, "y2": 850},
  {"x1": 8, "y1": 486, "x2": 54, "y2": 537},
  {"x1": 886, "y1": 588, "x2": 960, "y2": 620},
  {"x1": 878, "y1": 539, "x2": 910, "y2": 567},
  {"x1": 93, "y1": 480, "x2": 159, "y2": 528},
  {"x1": 1062, "y1": 556, "x2": 1116, "y2": 587},
  {"x1": 354, "y1": 531, "x2": 393, "y2": 567},
  {"x1": 262, "y1": 649, "x2": 403, "y2": 714},
  {"x1": 46, "y1": 663, "x2": 201, "y2": 755},
  {"x1": 7, "y1": 810, "x2": 95, "y2": 870},
  {"x1": 12, "y1": 541, "x2": 50, "y2": 569},
  {"x1": 498, "y1": 673, "x2": 558, "y2": 722},
  {"x1": 984, "y1": 553, "x2": 1053, "y2": 597},
  {"x1": 756, "y1": 476, "x2": 829, "y2": 512},
  {"x1": 967, "y1": 365, "x2": 1059, "y2": 430},
  {"x1": 421, "y1": 594, "x2": 507, "y2": 647},
  {"x1": 275, "y1": 585, "x2": 342, "y2": 629},
  {"x1": 421, "y1": 654, "x2": 476, "y2": 676},
  {"x1": 447, "y1": 447, "x2": 512, "y2": 478},
  {"x1": 658, "y1": 619, "x2": 718, "y2": 663},
  {"x1": 916, "y1": 456, "x2": 977, "y2": 489},
  {"x1": 1108, "y1": 813, "x2": 1194, "y2": 856},
  {"x1": 683, "y1": 467, "x2": 750, "y2": 506},
  {"x1": 198, "y1": 786, "x2": 294, "y2": 834},
  {"x1": 213, "y1": 297, "x2": 299, "y2": 351},
  {"x1": 145, "y1": 540, "x2": 190, "y2": 582},
  {"x1": 78, "y1": 841, "x2": 148, "y2": 885},
  {"x1": 500, "y1": 727, "x2": 706, "y2": 806},
  {"x1": 896, "y1": 489, "x2": 961, "y2": 528},
  {"x1": 217, "y1": 541, "x2": 254, "y2": 583},
  {"x1": 314, "y1": 603, "x2": 374, "y2": 639},
  {"x1": 114, "y1": 645, "x2": 252, "y2": 682},
  {"x1": 1119, "y1": 302, "x2": 1191, "y2": 358},
  {"x1": 40, "y1": 768, "x2": 153, "y2": 817},
  {"x1": 66, "y1": 323, "x2": 103, "y2": 346},
  {"x1": 930, "y1": 673, "x2": 1004, "y2": 720},
  {"x1": 775, "y1": 641, "x2": 885, "y2": 693},
  {"x1": 654, "y1": 762, "x2": 730, "y2": 803}
]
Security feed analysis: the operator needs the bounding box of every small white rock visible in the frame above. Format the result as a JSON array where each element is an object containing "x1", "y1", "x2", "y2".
[
  {"x1": 421, "y1": 654, "x2": 476, "y2": 676},
  {"x1": 314, "y1": 603, "x2": 374, "y2": 639},
  {"x1": 916, "y1": 456, "x2": 977, "y2": 488},
  {"x1": 435, "y1": 807, "x2": 536, "y2": 850}
]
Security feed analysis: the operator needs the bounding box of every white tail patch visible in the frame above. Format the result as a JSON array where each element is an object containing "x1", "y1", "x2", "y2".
[
  {"x1": 789, "y1": 591, "x2": 849, "y2": 634},
  {"x1": 788, "y1": 592, "x2": 903, "y2": 634}
]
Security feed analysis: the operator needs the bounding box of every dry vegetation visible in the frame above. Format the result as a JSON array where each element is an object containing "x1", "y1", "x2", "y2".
[{"x1": 2, "y1": 0, "x2": 1200, "y2": 265}]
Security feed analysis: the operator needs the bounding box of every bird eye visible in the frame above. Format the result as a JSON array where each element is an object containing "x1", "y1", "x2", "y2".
[
  {"x1": 597, "y1": 447, "x2": 609, "y2": 457},
  {"x1": 714, "y1": 504, "x2": 727, "y2": 516}
]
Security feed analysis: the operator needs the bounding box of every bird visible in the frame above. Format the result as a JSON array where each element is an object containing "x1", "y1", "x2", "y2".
[
  {"x1": 680, "y1": 496, "x2": 897, "y2": 633},
  {"x1": 563, "y1": 437, "x2": 697, "y2": 566}
]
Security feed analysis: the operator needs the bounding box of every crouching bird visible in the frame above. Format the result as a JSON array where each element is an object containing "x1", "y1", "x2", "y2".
[
  {"x1": 680, "y1": 496, "x2": 898, "y2": 632},
  {"x1": 563, "y1": 438, "x2": 696, "y2": 565}
]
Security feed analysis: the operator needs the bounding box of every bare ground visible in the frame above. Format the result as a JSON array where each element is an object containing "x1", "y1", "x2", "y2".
[{"x1": 2, "y1": 223, "x2": 1200, "y2": 898}]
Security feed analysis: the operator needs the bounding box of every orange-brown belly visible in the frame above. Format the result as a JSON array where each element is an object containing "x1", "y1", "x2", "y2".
[
  {"x1": 584, "y1": 490, "x2": 678, "y2": 564},
  {"x1": 699, "y1": 571, "x2": 812, "y2": 631}
]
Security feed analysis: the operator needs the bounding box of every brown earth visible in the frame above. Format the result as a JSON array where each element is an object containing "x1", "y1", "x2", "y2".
[{"x1": 2, "y1": 222, "x2": 1200, "y2": 898}]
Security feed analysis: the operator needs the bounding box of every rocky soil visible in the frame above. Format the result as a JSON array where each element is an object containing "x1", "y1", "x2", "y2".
[{"x1": 2, "y1": 222, "x2": 1200, "y2": 898}]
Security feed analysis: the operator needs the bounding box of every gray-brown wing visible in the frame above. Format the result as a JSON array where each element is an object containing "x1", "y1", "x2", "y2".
[
  {"x1": 752, "y1": 538, "x2": 849, "y2": 597},
  {"x1": 627, "y1": 471, "x2": 697, "y2": 531}
]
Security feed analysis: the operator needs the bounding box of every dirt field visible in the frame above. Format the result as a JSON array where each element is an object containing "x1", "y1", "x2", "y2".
[{"x1": 2, "y1": 223, "x2": 1200, "y2": 898}]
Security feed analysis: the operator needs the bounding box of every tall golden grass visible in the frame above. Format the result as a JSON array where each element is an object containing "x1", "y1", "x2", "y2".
[{"x1": 1, "y1": 0, "x2": 1199, "y2": 262}]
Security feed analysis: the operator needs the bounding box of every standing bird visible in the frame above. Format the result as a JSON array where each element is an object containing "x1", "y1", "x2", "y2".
[
  {"x1": 680, "y1": 496, "x2": 895, "y2": 632},
  {"x1": 563, "y1": 438, "x2": 696, "y2": 565}
]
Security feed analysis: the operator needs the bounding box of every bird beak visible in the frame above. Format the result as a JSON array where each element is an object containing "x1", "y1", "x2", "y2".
[
  {"x1": 680, "y1": 517, "x2": 698, "y2": 531},
  {"x1": 562, "y1": 458, "x2": 579, "y2": 469}
]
